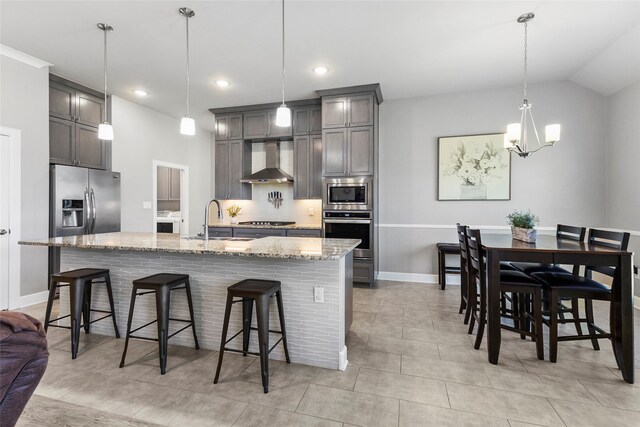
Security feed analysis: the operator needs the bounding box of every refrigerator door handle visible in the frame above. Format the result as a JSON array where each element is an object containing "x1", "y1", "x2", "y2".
[
  {"x1": 90, "y1": 188, "x2": 97, "y2": 234},
  {"x1": 84, "y1": 188, "x2": 91, "y2": 233}
]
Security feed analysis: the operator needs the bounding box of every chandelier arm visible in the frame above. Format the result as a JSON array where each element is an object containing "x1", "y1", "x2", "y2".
[{"x1": 527, "y1": 106, "x2": 542, "y2": 148}]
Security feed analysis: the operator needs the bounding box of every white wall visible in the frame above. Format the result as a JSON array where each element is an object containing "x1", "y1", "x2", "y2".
[
  {"x1": 111, "y1": 97, "x2": 211, "y2": 235},
  {"x1": 0, "y1": 55, "x2": 49, "y2": 297},
  {"x1": 605, "y1": 81, "x2": 640, "y2": 297},
  {"x1": 378, "y1": 81, "x2": 608, "y2": 277}
]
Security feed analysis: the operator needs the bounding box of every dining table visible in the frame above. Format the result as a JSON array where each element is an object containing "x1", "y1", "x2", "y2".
[{"x1": 482, "y1": 233, "x2": 635, "y2": 384}]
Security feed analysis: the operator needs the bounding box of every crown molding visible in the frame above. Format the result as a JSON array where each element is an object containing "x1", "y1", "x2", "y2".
[{"x1": 0, "y1": 44, "x2": 52, "y2": 69}]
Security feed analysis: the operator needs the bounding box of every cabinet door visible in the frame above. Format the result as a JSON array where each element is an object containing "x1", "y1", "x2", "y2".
[
  {"x1": 228, "y1": 114, "x2": 243, "y2": 139},
  {"x1": 49, "y1": 117, "x2": 75, "y2": 165},
  {"x1": 243, "y1": 111, "x2": 269, "y2": 139},
  {"x1": 169, "y1": 168, "x2": 181, "y2": 200},
  {"x1": 157, "y1": 166, "x2": 170, "y2": 200},
  {"x1": 347, "y1": 94, "x2": 374, "y2": 127},
  {"x1": 348, "y1": 126, "x2": 374, "y2": 176},
  {"x1": 322, "y1": 129, "x2": 347, "y2": 176},
  {"x1": 214, "y1": 141, "x2": 230, "y2": 199},
  {"x1": 228, "y1": 140, "x2": 249, "y2": 199},
  {"x1": 286, "y1": 229, "x2": 322, "y2": 237},
  {"x1": 76, "y1": 92, "x2": 104, "y2": 127},
  {"x1": 310, "y1": 134, "x2": 324, "y2": 198},
  {"x1": 293, "y1": 108, "x2": 310, "y2": 135},
  {"x1": 49, "y1": 82, "x2": 75, "y2": 121},
  {"x1": 233, "y1": 228, "x2": 287, "y2": 238},
  {"x1": 309, "y1": 105, "x2": 323, "y2": 133},
  {"x1": 215, "y1": 115, "x2": 228, "y2": 140},
  {"x1": 293, "y1": 135, "x2": 310, "y2": 199},
  {"x1": 322, "y1": 96, "x2": 347, "y2": 128},
  {"x1": 268, "y1": 111, "x2": 292, "y2": 138},
  {"x1": 75, "y1": 124, "x2": 105, "y2": 169}
]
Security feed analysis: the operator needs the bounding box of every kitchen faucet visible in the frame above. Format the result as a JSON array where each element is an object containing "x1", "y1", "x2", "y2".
[{"x1": 204, "y1": 199, "x2": 223, "y2": 241}]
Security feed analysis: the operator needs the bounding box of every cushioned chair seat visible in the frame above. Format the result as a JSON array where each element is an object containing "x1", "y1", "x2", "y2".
[
  {"x1": 510, "y1": 262, "x2": 570, "y2": 275},
  {"x1": 500, "y1": 270, "x2": 542, "y2": 285},
  {"x1": 530, "y1": 272, "x2": 611, "y2": 293},
  {"x1": 499, "y1": 262, "x2": 518, "y2": 271}
]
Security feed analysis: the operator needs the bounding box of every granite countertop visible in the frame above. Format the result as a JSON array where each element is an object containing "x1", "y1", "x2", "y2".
[
  {"x1": 19, "y1": 232, "x2": 359, "y2": 261},
  {"x1": 207, "y1": 222, "x2": 322, "y2": 230}
]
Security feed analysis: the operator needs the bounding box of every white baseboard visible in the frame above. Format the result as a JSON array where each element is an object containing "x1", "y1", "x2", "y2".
[
  {"x1": 635, "y1": 296, "x2": 640, "y2": 311},
  {"x1": 17, "y1": 291, "x2": 49, "y2": 309},
  {"x1": 339, "y1": 345, "x2": 348, "y2": 371}
]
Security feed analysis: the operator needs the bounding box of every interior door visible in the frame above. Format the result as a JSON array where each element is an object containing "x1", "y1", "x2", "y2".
[
  {"x1": 0, "y1": 136, "x2": 10, "y2": 309},
  {"x1": 89, "y1": 169, "x2": 121, "y2": 234}
]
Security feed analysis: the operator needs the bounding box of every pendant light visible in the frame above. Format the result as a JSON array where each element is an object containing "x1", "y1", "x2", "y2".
[
  {"x1": 179, "y1": 7, "x2": 196, "y2": 136},
  {"x1": 275, "y1": 0, "x2": 291, "y2": 127},
  {"x1": 504, "y1": 13, "x2": 560, "y2": 158},
  {"x1": 97, "y1": 23, "x2": 114, "y2": 140}
]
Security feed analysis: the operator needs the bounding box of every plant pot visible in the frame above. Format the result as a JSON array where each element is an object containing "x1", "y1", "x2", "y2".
[
  {"x1": 230, "y1": 217, "x2": 238, "y2": 224},
  {"x1": 512, "y1": 226, "x2": 537, "y2": 243},
  {"x1": 460, "y1": 184, "x2": 487, "y2": 200}
]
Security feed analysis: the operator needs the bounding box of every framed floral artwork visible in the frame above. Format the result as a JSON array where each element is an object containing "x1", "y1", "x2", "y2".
[{"x1": 438, "y1": 133, "x2": 511, "y2": 200}]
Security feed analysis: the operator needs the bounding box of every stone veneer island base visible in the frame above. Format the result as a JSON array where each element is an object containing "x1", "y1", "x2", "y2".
[{"x1": 20, "y1": 232, "x2": 358, "y2": 370}]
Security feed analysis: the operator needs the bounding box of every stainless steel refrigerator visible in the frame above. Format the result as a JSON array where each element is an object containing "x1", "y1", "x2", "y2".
[{"x1": 49, "y1": 164, "x2": 121, "y2": 273}]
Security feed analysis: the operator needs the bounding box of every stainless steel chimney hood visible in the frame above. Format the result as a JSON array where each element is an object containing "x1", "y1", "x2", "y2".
[{"x1": 240, "y1": 140, "x2": 294, "y2": 184}]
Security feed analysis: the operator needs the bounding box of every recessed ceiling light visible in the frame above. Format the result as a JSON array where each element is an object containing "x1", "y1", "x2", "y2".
[
  {"x1": 133, "y1": 89, "x2": 148, "y2": 96},
  {"x1": 216, "y1": 80, "x2": 230, "y2": 87},
  {"x1": 312, "y1": 66, "x2": 329, "y2": 75}
]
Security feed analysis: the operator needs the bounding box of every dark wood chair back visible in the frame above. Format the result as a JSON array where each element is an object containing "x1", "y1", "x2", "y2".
[
  {"x1": 456, "y1": 224, "x2": 469, "y2": 265},
  {"x1": 465, "y1": 228, "x2": 484, "y2": 283},
  {"x1": 586, "y1": 228, "x2": 630, "y2": 279},
  {"x1": 556, "y1": 224, "x2": 586, "y2": 242}
]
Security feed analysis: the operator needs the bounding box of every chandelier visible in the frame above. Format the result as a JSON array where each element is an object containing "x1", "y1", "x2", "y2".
[{"x1": 504, "y1": 13, "x2": 560, "y2": 158}]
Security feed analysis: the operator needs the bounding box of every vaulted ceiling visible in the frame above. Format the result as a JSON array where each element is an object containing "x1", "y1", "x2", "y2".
[{"x1": 2, "y1": 1, "x2": 639, "y2": 131}]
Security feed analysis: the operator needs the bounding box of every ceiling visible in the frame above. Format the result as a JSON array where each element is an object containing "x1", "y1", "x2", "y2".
[{"x1": 2, "y1": 1, "x2": 639, "y2": 132}]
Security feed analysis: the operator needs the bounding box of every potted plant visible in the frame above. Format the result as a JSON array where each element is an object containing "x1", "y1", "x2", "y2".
[
  {"x1": 507, "y1": 210, "x2": 539, "y2": 243},
  {"x1": 226, "y1": 204, "x2": 241, "y2": 224}
]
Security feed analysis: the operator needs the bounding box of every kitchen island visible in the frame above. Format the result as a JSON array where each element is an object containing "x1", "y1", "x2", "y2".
[{"x1": 20, "y1": 232, "x2": 358, "y2": 370}]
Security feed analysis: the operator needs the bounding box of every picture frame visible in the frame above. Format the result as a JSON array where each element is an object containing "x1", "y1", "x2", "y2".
[{"x1": 437, "y1": 133, "x2": 511, "y2": 201}]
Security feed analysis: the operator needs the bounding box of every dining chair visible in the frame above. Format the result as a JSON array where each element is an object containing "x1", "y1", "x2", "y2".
[
  {"x1": 465, "y1": 228, "x2": 544, "y2": 360},
  {"x1": 531, "y1": 228, "x2": 630, "y2": 362},
  {"x1": 456, "y1": 224, "x2": 471, "y2": 324},
  {"x1": 511, "y1": 224, "x2": 587, "y2": 333}
]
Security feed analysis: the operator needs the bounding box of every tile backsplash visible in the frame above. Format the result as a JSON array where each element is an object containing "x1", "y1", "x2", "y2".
[{"x1": 209, "y1": 141, "x2": 322, "y2": 225}]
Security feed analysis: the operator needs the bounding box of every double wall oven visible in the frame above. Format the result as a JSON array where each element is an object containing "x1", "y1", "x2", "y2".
[{"x1": 323, "y1": 177, "x2": 375, "y2": 283}]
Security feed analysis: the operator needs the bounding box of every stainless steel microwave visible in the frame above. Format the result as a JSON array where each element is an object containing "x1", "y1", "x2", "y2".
[{"x1": 322, "y1": 177, "x2": 372, "y2": 211}]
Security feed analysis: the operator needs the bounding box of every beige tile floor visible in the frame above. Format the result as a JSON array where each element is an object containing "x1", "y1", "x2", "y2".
[{"x1": 14, "y1": 280, "x2": 640, "y2": 426}]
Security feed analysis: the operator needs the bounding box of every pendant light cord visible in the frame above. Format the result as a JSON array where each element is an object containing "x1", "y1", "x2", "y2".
[
  {"x1": 185, "y1": 13, "x2": 191, "y2": 117},
  {"x1": 103, "y1": 27, "x2": 108, "y2": 123},
  {"x1": 523, "y1": 20, "x2": 528, "y2": 103},
  {"x1": 281, "y1": 0, "x2": 286, "y2": 106}
]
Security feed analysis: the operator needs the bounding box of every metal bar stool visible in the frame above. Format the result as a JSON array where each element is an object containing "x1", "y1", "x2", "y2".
[
  {"x1": 214, "y1": 279, "x2": 290, "y2": 393},
  {"x1": 44, "y1": 268, "x2": 120, "y2": 359},
  {"x1": 119, "y1": 273, "x2": 199, "y2": 375}
]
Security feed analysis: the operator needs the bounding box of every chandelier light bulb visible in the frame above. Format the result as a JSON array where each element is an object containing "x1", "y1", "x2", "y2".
[
  {"x1": 506, "y1": 123, "x2": 521, "y2": 142},
  {"x1": 545, "y1": 124, "x2": 561, "y2": 144}
]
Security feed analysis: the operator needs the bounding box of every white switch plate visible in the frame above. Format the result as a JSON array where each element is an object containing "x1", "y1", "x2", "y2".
[
  {"x1": 314, "y1": 286, "x2": 324, "y2": 303},
  {"x1": 308, "y1": 208, "x2": 314, "y2": 216},
  {"x1": 143, "y1": 201, "x2": 152, "y2": 210}
]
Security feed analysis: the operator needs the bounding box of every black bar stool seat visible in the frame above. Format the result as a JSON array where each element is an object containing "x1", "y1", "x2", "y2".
[
  {"x1": 44, "y1": 268, "x2": 120, "y2": 359},
  {"x1": 119, "y1": 273, "x2": 199, "y2": 375},
  {"x1": 214, "y1": 279, "x2": 290, "y2": 393},
  {"x1": 437, "y1": 243, "x2": 462, "y2": 290}
]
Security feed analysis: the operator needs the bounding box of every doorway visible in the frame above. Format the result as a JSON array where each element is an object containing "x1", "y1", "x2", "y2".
[
  {"x1": 0, "y1": 127, "x2": 22, "y2": 310},
  {"x1": 152, "y1": 161, "x2": 189, "y2": 235}
]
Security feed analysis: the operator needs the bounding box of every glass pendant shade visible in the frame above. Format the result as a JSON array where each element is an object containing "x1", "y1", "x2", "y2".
[
  {"x1": 98, "y1": 123, "x2": 114, "y2": 140},
  {"x1": 275, "y1": 105, "x2": 291, "y2": 127},
  {"x1": 506, "y1": 123, "x2": 521, "y2": 142},
  {"x1": 180, "y1": 116, "x2": 196, "y2": 135},
  {"x1": 545, "y1": 124, "x2": 561, "y2": 143}
]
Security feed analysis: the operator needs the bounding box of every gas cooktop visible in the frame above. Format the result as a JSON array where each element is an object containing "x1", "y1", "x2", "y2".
[{"x1": 238, "y1": 221, "x2": 296, "y2": 226}]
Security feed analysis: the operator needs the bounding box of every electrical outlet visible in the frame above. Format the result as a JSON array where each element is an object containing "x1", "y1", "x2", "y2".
[
  {"x1": 314, "y1": 286, "x2": 324, "y2": 303},
  {"x1": 308, "y1": 208, "x2": 314, "y2": 216},
  {"x1": 143, "y1": 201, "x2": 152, "y2": 210}
]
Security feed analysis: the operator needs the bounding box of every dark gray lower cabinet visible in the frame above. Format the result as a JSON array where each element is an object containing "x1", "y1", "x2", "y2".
[
  {"x1": 286, "y1": 229, "x2": 322, "y2": 237},
  {"x1": 233, "y1": 228, "x2": 287, "y2": 238},
  {"x1": 293, "y1": 134, "x2": 323, "y2": 199},
  {"x1": 207, "y1": 227, "x2": 233, "y2": 238},
  {"x1": 353, "y1": 259, "x2": 374, "y2": 284}
]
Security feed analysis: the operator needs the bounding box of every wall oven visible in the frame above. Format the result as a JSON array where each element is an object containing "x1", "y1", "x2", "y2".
[
  {"x1": 323, "y1": 211, "x2": 372, "y2": 259},
  {"x1": 323, "y1": 177, "x2": 372, "y2": 211}
]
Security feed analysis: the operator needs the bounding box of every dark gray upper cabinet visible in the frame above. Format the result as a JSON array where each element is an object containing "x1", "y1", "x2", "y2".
[
  {"x1": 322, "y1": 127, "x2": 373, "y2": 177},
  {"x1": 157, "y1": 167, "x2": 181, "y2": 201},
  {"x1": 215, "y1": 140, "x2": 252, "y2": 200},
  {"x1": 293, "y1": 105, "x2": 322, "y2": 135},
  {"x1": 294, "y1": 134, "x2": 323, "y2": 199},
  {"x1": 49, "y1": 76, "x2": 108, "y2": 170},
  {"x1": 170, "y1": 168, "x2": 181, "y2": 200},
  {"x1": 322, "y1": 94, "x2": 374, "y2": 128},
  {"x1": 310, "y1": 134, "x2": 323, "y2": 198},
  {"x1": 243, "y1": 111, "x2": 269, "y2": 139},
  {"x1": 267, "y1": 111, "x2": 293, "y2": 138},
  {"x1": 215, "y1": 113, "x2": 243, "y2": 140}
]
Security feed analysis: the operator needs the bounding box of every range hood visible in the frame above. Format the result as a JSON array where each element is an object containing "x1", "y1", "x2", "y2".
[{"x1": 240, "y1": 141, "x2": 294, "y2": 184}]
